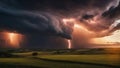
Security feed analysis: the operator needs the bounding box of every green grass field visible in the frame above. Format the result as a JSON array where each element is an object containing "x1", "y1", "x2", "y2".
[
  {"x1": 39, "y1": 55, "x2": 120, "y2": 66},
  {"x1": 0, "y1": 49, "x2": 120, "y2": 68},
  {"x1": 0, "y1": 55, "x2": 120, "y2": 68}
]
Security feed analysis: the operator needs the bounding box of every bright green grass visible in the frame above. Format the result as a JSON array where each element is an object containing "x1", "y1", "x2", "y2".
[
  {"x1": 39, "y1": 55, "x2": 120, "y2": 66},
  {"x1": 0, "y1": 57, "x2": 113, "y2": 68},
  {"x1": 1, "y1": 51, "x2": 120, "y2": 68}
]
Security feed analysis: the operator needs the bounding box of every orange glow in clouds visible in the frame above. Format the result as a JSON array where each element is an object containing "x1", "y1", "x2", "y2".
[
  {"x1": 91, "y1": 30, "x2": 120, "y2": 44},
  {"x1": 74, "y1": 24, "x2": 93, "y2": 34},
  {"x1": 63, "y1": 18, "x2": 92, "y2": 49},
  {"x1": 63, "y1": 18, "x2": 120, "y2": 48},
  {"x1": 63, "y1": 18, "x2": 93, "y2": 49},
  {"x1": 6, "y1": 32, "x2": 23, "y2": 48},
  {"x1": 63, "y1": 18, "x2": 93, "y2": 34}
]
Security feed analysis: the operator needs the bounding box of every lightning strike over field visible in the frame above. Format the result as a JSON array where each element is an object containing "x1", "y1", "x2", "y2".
[
  {"x1": 5, "y1": 32, "x2": 23, "y2": 48},
  {"x1": 67, "y1": 40, "x2": 72, "y2": 49},
  {"x1": 0, "y1": 0, "x2": 120, "y2": 49},
  {"x1": 63, "y1": 18, "x2": 93, "y2": 49}
]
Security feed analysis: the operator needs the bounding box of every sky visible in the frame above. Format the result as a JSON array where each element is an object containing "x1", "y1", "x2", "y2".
[{"x1": 0, "y1": 0, "x2": 120, "y2": 49}]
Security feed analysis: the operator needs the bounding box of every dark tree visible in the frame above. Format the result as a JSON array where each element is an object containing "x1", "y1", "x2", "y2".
[{"x1": 32, "y1": 52, "x2": 38, "y2": 56}]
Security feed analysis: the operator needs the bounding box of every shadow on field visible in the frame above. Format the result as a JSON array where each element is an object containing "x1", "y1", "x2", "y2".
[
  {"x1": 33, "y1": 57, "x2": 120, "y2": 68},
  {"x1": 0, "y1": 63, "x2": 42, "y2": 68}
]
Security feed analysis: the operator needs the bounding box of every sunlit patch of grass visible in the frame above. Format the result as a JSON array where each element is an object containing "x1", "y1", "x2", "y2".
[
  {"x1": 0, "y1": 57, "x2": 112, "y2": 68},
  {"x1": 1, "y1": 48, "x2": 120, "y2": 68},
  {"x1": 39, "y1": 55, "x2": 120, "y2": 66}
]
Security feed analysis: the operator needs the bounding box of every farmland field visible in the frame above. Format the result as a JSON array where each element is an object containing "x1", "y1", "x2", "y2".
[
  {"x1": 0, "y1": 48, "x2": 120, "y2": 68},
  {"x1": 39, "y1": 55, "x2": 120, "y2": 66}
]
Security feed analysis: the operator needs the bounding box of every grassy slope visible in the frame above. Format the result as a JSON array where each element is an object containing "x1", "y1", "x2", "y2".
[
  {"x1": 39, "y1": 55, "x2": 120, "y2": 66},
  {"x1": 0, "y1": 57, "x2": 114, "y2": 68},
  {"x1": 0, "y1": 50, "x2": 120, "y2": 68}
]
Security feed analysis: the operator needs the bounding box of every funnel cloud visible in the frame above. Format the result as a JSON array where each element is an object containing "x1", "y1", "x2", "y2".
[{"x1": 0, "y1": 0, "x2": 120, "y2": 48}]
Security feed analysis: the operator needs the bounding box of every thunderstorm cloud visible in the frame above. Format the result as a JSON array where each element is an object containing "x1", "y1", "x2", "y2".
[{"x1": 0, "y1": 0, "x2": 120, "y2": 48}]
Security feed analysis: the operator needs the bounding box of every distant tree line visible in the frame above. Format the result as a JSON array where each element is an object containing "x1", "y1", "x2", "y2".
[{"x1": 0, "y1": 51, "x2": 13, "y2": 57}]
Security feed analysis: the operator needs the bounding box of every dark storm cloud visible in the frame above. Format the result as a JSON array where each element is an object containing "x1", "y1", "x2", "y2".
[
  {"x1": 102, "y1": 0, "x2": 120, "y2": 18},
  {"x1": 101, "y1": 0, "x2": 120, "y2": 33},
  {"x1": 76, "y1": 0, "x2": 120, "y2": 37},
  {"x1": 0, "y1": 0, "x2": 74, "y2": 39},
  {"x1": 0, "y1": 0, "x2": 120, "y2": 48},
  {"x1": 100, "y1": 0, "x2": 120, "y2": 35},
  {"x1": 0, "y1": 0, "x2": 119, "y2": 38}
]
